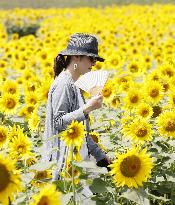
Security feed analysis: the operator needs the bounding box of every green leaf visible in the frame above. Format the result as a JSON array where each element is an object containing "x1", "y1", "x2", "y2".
[
  {"x1": 29, "y1": 161, "x2": 56, "y2": 171},
  {"x1": 89, "y1": 178, "x2": 108, "y2": 193},
  {"x1": 74, "y1": 160, "x2": 97, "y2": 169},
  {"x1": 21, "y1": 172, "x2": 35, "y2": 184},
  {"x1": 74, "y1": 161, "x2": 108, "y2": 174},
  {"x1": 61, "y1": 192, "x2": 73, "y2": 205},
  {"x1": 121, "y1": 188, "x2": 150, "y2": 205},
  {"x1": 12, "y1": 195, "x2": 26, "y2": 205}
]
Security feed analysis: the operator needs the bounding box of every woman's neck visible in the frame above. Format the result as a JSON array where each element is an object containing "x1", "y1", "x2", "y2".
[{"x1": 64, "y1": 67, "x2": 80, "y2": 82}]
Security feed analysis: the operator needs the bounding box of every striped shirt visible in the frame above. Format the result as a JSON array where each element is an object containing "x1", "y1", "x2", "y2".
[{"x1": 42, "y1": 70, "x2": 106, "y2": 180}]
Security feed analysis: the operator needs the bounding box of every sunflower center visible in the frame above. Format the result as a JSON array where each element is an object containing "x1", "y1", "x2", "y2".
[
  {"x1": 136, "y1": 127, "x2": 148, "y2": 137},
  {"x1": 17, "y1": 145, "x2": 26, "y2": 154},
  {"x1": 165, "y1": 70, "x2": 174, "y2": 77},
  {"x1": 152, "y1": 106, "x2": 162, "y2": 118},
  {"x1": 163, "y1": 83, "x2": 169, "y2": 92},
  {"x1": 165, "y1": 119, "x2": 175, "y2": 132},
  {"x1": 90, "y1": 134, "x2": 98, "y2": 143},
  {"x1": 68, "y1": 128, "x2": 77, "y2": 139},
  {"x1": 30, "y1": 99, "x2": 37, "y2": 104},
  {"x1": 35, "y1": 171, "x2": 47, "y2": 179},
  {"x1": 120, "y1": 155, "x2": 141, "y2": 177},
  {"x1": 129, "y1": 64, "x2": 138, "y2": 73},
  {"x1": 37, "y1": 196, "x2": 49, "y2": 205},
  {"x1": 130, "y1": 95, "x2": 139, "y2": 103},
  {"x1": 8, "y1": 88, "x2": 16, "y2": 94},
  {"x1": 0, "y1": 164, "x2": 11, "y2": 192},
  {"x1": 0, "y1": 131, "x2": 6, "y2": 142},
  {"x1": 173, "y1": 96, "x2": 175, "y2": 104},
  {"x1": 141, "y1": 109, "x2": 149, "y2": 116},
  {"x1": 112, "y1": 59, "x2": 119, "y2": 66},
  {"x1": 102, "y1": 88, "x2": 111, "y2": 97},
  {"x1": 150, "y1": 89, "x2": 159, "y2": 98},
  {"x1": 6, "y1": 98, "x2": 16, "y2": 109},
  {"x1": 27, "y1": 106, "x2": 34, "y2": 113}
]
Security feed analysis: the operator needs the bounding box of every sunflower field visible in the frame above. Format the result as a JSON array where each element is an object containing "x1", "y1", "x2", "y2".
[{"x1": 0, "y1": 4, "x2": 175, "y2": 205}]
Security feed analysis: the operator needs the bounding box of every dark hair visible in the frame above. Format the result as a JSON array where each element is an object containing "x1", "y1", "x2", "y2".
[{"x1": 53, "y1": 54, "x2": 71, "y2": 79}]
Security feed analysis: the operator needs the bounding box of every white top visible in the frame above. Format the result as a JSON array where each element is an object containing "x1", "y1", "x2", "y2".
[{"x1": 76, "y1": 87, "x2": 89, "y2": 160}]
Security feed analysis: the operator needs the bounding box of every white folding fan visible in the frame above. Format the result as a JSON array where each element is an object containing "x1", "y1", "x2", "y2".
[{"x1": 74, "y1": 70, "x2": 110, "y2": 96}]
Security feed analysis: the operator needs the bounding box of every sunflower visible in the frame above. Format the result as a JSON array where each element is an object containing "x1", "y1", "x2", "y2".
[
  {"x1": 136, "y1": 103, "x2": 153, "y2": 119},
  {"x1": 123, "y1": 88, "x2": 143, "y2": 109},
  {"x1": 167, "y1": 91, "x2": 175, "y2": 108},
  {"x1": 126, "y1": 60, "x2": 143, "y2": 77},
  {"x1": 0, "y1": 126, "x2": 8, "y2": 147},
  {"x1": 28, "y1": 111, "x2": 40, "y2": 131},
  {"x1": 60, "y1": 120, "x2": 86, "y2": 147},
  {"x1": 18, "y1": 103, "x2": 39, "y2": 119},
  {"x1": 102, "y1": 81, "x2": 114, "y2": 101},
  {"x1": 1, "y1": 79, "x2": 19, "y2": 96},
  {"x1": 0, "y1": 154, "x2": 22, "y2": 205},
  {"x1": 109, "y1": 147, "x2": 154, "y2": 188},
  {"x1": 151, "y1": 105, "x2": 162, "y2": 118},
  {"x1": 38, "y1": 80, "x2": 52, "y2": 103},
  {"x1": 89, "y1": 114, "x2": 95, "y2": 126},
  {"x1": 8, "y1": 133, "x2": 32, "y2": 160},
  {"x1": 8, "y1": 124, "x2": 25, "y2": 142},
  {"x1": 89, "y1": 131, "x2": 100, "y2": 143},
  {"x1": 144, "y1": 81, "x2": 164, "y2": 105},
  {"x1": 157, "y1": 111, "x2": 175, "y2": 138},
  {"x1": 0, "y1": 93, "x2": 19, "y2": 115},
  {"x1": 122, "y1": 118, "x2": 153, "y2": 144},
  {"x1": 160, "y1": 63, "x2": 175, "y2": 78},
  {"x1": 108, "y1": 94, "x2": 121, "y2": 109},
  {"x1": 24, "y1": 91, "x2": 40, "y2": 105},
  {"x1": 31, "y1": 170, "x2": 52, "y2": 187},
  {"x1": 29, "y1": 184, "x2": 61, "y2": 205}
]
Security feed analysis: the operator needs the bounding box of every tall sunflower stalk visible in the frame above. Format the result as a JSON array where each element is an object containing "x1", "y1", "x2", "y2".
[
  {"x1": 71, "y1": 144, "x2": 76, "y2": 205},
  {"x1": 59, "y1": 120, "x2": 87, "y2": 204}
]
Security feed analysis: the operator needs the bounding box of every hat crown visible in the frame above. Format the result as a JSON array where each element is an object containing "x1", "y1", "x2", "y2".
[
  {"x1": 59, "y1": 33, "x2": 105, "y2": 62},
  {"x1": 67, "y1": 33, "x2": 98, "y2": 54}
]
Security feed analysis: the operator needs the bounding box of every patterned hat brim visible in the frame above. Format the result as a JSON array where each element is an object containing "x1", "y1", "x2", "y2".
[{"x1": 59, "y1": 49, "x2": 105, "y2": 62}]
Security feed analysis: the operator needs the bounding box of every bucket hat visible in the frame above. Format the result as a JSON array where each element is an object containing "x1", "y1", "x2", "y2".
[{"x1": 59, "y1": 33, "x2": 105, "y2": 62}]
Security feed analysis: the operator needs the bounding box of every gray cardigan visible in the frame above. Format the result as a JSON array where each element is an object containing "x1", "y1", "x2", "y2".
[{"x1": 42, "y1": 71, "x2": 106, "y2": 178}]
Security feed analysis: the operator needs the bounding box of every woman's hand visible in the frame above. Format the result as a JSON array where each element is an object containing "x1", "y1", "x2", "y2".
[{"x1": 83, "y1": 93, "x2": 103, "y2": 115}]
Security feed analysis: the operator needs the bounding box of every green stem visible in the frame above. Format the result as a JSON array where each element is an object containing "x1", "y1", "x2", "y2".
[{"x1": 71, "y1": 145, "x2": 76, "y2": 205}]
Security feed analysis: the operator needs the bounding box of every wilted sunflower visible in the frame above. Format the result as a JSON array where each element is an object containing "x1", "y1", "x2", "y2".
[
  {"x1": 60, "y1": 120, "x2": 86, "y2": 147},
  {"x1": 109, "y1": 147, "x2": 154, "y2": 188},
  {"x1": 29, "y1": 184, "x2": 61, "y2": 205},
  {"x1": 8, "y1": 133, "x2": 32, "y2": 160},
  {"x1": 122, "y1": 118, "x2": 153, "y2": 143},
  {"x1": 157, "y1": 111, "x2": 175, "y2": 138},
  {"x1": 0, "y1": 93, "x2": 19, "y2": 115},
  {"x1": 136, "y1": 103, "x2": 153, "y2": 119},
  {"x1": 0, "y1": 154, "x2": 22, "y2": 205},
  {"x1": 0, "y1": 126, "x2": 8, "y2": 147}
]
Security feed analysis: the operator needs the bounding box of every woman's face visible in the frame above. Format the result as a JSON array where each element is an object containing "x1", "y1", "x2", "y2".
[{"x1": 77, "y1": 56, "x2": 97, "y2": 75}]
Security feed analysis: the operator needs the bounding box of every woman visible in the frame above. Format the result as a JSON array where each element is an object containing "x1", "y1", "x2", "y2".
[{"x1": 43, "y1": 33, "x2": 111, "y2": 181}]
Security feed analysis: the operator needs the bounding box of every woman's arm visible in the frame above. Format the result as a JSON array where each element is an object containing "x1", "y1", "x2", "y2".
[
  {"x1": 86, "y1": 134, "x2": 106, "y2": 162},
  {"x1": 52, "y1": 83, "x2": 87, "y2": 131}
]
